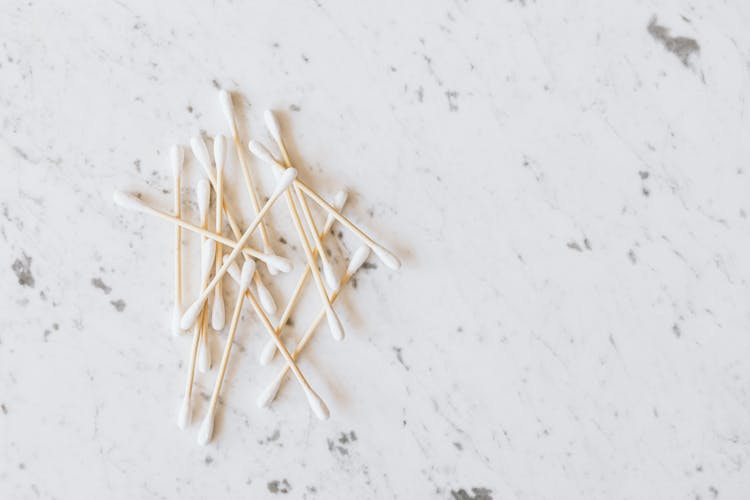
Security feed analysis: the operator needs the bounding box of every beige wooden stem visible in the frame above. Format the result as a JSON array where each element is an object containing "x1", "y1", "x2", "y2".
[
  {"x1": 259, "y1": 198, "x2": 344, "y2": 360},
  {"x1": 205, "y1": 284, "x2": 246, "y2": 420},
  {"x1": 264, "y1": 259, "x2": 360, "y2": 400},
  {"x1": 196, "y1": 161, "x2": 275, "y2": 311}
]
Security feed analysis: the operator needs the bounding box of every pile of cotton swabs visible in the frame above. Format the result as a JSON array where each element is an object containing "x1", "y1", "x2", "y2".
[{"x1": 113, "y1": 89, "x2": 400, "y2": 445}]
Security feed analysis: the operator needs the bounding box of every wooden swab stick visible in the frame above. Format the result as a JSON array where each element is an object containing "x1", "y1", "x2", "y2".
[
  {"x1": 176, "y1": 237, "x2": 216, "y2": 429},
  {"x1": 112, "y1": 191, "x2": 291, "y2": 273},
  {"x1": 241, "y1": 262, "x2": 330, "y2": 420},
  {"x1": 248, "y1": 140, "x2": 401, "y2": 270},
  {"x1": 211, "y1": 135, "x2": 227, "y2": 331},
  {"x1": 218, "y1": 89, "x2": 279, "y2": 274},
  {"x1": 180, "y1": 169, "x2": 297, "y2": 330},
  {"x1": 263, "y1": 150, "x2": 345, "y2": 340},
  {"x1": 171, "y1": 145, "x2": 184, "y2": 337},
  {"x1": 257, "y1": 246, "x2": 371, "y2": 408},
  {"x1": 190, "y1": 136, "x2": 278, "y2": 315},
  {"x1": 257, "y1": 189, "x2": 349, "y2": 365},
  {"x1": 198, "y1": 260, "x2": 255, "y2": 445},
  {"x1": 177, "y1": 306, "x2": 203, "y2": 429},
  {"x1": 264, "y1": 110, "x2": 340, "y2": 290},
  {"x1": 244, "y1": 138, "x2": 344, "y2": 341},
  {"x1": 196, "y1": 179, "x2": 214, "y2": 373}
]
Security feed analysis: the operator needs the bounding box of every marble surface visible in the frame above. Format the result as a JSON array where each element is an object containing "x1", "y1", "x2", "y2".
[{"x1": 2, "y1": 0, "x2": 750, "y2": 498}]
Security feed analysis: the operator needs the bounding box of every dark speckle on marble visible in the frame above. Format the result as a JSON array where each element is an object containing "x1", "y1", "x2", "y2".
[
  {"x1": 627, "y1": 249, "x2": 637, "y2": 264},
  {"x1": 1, "y1": 403, "x2": 7, "y2": 415},
  {"x1": 267, "y1": 479, "x2": 291, "y2": 494},
  {"x1": 393, "y1": 346, "x2": 410, "y2": 370},
  {"x1": 289, "y1": 104, "x2": 301, "y2": 112},
  {"x1": 259, "y1": 428, "x2": 281, "y2": 445},
  {"x1": 204, "y1": 456, "x2": 213, "y2": 465},
  {"x1": 110, "y1": 299, "x2": 126, "y2": 312},
  {"x1": 91, "y1": 277, "x2": 111, "y2": 294},
  {"x1": 672, "y1": 323, "x2": 681, "y2": 338},
  {"x1": 450, "y1": 487, "x2": 493, "y2": 500},
  {"x1": 446, "y1": 90, "x2": 459, "y2": 111},
  {"x1": 567, "y1": 241, "x2": 583, "y2": 252},
  {"x1": 12, "y1": 253, "x2": 34, "y2": 287},
  {"x1": 647, "y1": 17, "x2": 700, "y2": 66}
]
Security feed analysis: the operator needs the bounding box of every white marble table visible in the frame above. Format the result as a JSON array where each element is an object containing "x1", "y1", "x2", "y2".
[{"x1": 2, "y1": 1, "x2": 750, "y2": 498}]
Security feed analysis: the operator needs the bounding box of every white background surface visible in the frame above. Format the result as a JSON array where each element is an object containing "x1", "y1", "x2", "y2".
[{"x1": 2, "y1": 1, "x2": 750, "y2": 499}]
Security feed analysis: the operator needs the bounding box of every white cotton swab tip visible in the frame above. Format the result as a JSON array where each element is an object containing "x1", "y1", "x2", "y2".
[
  {"x1": 322, "y1": 261, "x2": 340, "y2": 292},
  {"x1": 239, "y1": 260, "x2": 255, "y2": 291},
  {"x1": 333, "y1": 190, "x2": 349, "y2": 209},
  {"x1": 271, "y1": 168, "x2": 298, "y2": 198},
  {"x1": 247, "y1": 140, "x2": 277, "y2": 166},
  {"x1": 305, "y1": 389, "x2": 330, "y2": 420},
  {"x1": 223, "y1": 255, "x2": 241, "y2": 283},
  {"x1": 190, "y1": 136, "x2": 212, "y2": 171},
  {"x1": 263, "y1": 110, "x2": 282, "y2": 144},
  {"x1": 211, "y1": 294, "x2": 225, "y2": 331},
  {"x1": 258, "y1": 337, "x2": 277, "y2": 366},
  {"x1": 113, "y1": 191, "x2": 147, "y2": 212},
  {"x1": 326, "y1": 308, "x2": 345, "y2": 341},
  {"x1": 218, "y1": 89, "x2": 238, "y2": 134},
  {"x1": 347, "y1": 245, "x2": 371, "y2": 275},
  {"x1": 170, "y1": 145, "x2": 184, "y2": 178},
  {"x1": 196, "y1": 179, "x2": 211, "y2": 222},
  {"x1": 197, "y1": 412, "x2": 215, "y2": 446},
  {"x1": 371, "y1": 244, "x2": 401, "y2": 270},
  {"x1": 201, "y1": 239, "x2": 217, "y2": 277},
  {"x1": 261, "y1": 254, "x2": 292, "y2": 274},
  {"x1": 256, "y1": 281, "x2": 277, "y2": 314},
  {"x1": 180, "y1": 300, "x2": 203, "y2": 330},
  {"x1": 257, "y1": 377, "x2": 282, "y2": 408},
  {"x1": 213, "y1": 134, "x2": 226, "y2": 170},
  {"x1": 177, "y1": 396, "x2": 191, "y2": 430}
]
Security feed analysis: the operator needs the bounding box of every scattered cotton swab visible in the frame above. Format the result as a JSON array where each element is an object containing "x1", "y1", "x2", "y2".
[
  {"x1": 112, "y1": 191, "x2": 290, "y2": 271},
  {"x1": 180, "y1": 169, "x2": 297, "y2": 330},
  {"x1": 171, "y1": 145, "x2": 184, "y2": 337},
  {"x1": 258, "y1": 188, "x2": 349, "y2": 366},
  {"x1": 257, "y1": 246, "x2": 371, "y2": 408},
  {"x1": 211, "y1": 135, "x2": 227, "y2": 331},
  {"x1": 115, "y1": 90, "x2": 401, "y2": 444},
  {"x1": 249, "y1": 140, "x2": 400, "y2": 270}
]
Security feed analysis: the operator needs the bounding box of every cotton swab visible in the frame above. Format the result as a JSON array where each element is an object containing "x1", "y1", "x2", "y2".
[
  {"x1": 196, "y1": 180, "x2": 214, "y2": 373},
  {"x1": 176, "y1": 229, "x2": 217, "y2": 429},
  {"x1": 211, "y1": 135, "x2": 227, "y2": 331},
  {"x1": 258, "y1": 189, "x2": 349, "y2": 365},
  {"x1": 112, "y1": 191, "x2": 291, "y2": 273},
  {"x1": 264, "y1": 110, "x2": 340, "y2": 290},
  {"x1": 246, "y1": 142, "x2": 345, "y2": 342},
  {"x1": 240, "y1": 263, "x2": 330, "y2": 420},
  {"x1": 171, "y1": 145, "x2": 184, "y2": 337},
  {"x1": 248, "y1": 140, "x2": 401, "y2": 270},
  {"x1": 180, "y1": 169, "x2": 297, "y2": 330},
  {"x1": 218, "y1": 89, "x2": 279, "y2": 274},
  {"x1": 258, "y1": 246, "x2": 371, "y2": 408},
  {"x1": 198, "y1": 260, "x2": 255, "y2": 445},
  {"x1": 190, "y1": 136, "x2": 278, "y2": 315}
]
